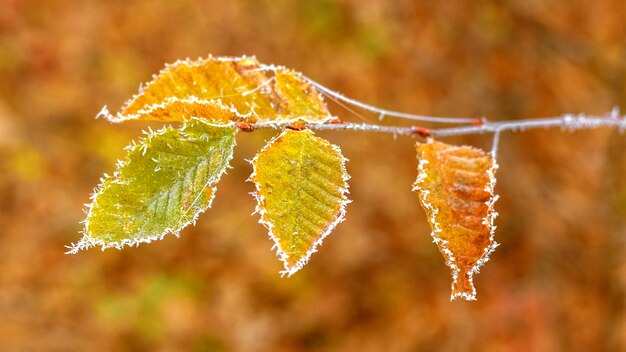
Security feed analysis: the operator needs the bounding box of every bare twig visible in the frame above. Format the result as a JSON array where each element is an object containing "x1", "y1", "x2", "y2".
[
  {"x1": 305, "y1": 78, "x2": 480, "y2": 124},
  {"x1": 251, "y1": 64, "x2": 626, "y2": 135},
  {"x1": 247, "y1": 112, "x2": 626, "y2": 139},
  {"x1": 256, "y1": 63, "x2": 478, "y2": 125},
  {"x1": 431, "y1": 112, "x2": 625, "y2": 137}
]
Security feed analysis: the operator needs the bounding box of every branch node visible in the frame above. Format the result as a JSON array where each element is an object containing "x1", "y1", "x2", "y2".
[
  {"x1": 412, "y1": 126, "x2": 432, "y2": 138},
  {"x1": 472, "y1": 117, "x2": 488, "y2": 126},
  {"x1": 329, "y1": 118, "x2": 344, "y2": 125},
  {"x1": 286, "y1": 120, "x2": 308, "y2": 131},
  {"x1": 236, "y1": 121, "x2": 257, "y2": 132}
]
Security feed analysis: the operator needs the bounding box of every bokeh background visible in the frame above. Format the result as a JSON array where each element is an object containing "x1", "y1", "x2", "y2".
[{"x1": 0, "y1": 0, "x2": 625, "y2": 351}]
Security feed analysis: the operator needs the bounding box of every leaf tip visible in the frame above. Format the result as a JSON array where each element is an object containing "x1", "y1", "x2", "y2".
[
  {"x1": 450, "y1": 269, "x2": 477, "y2": 301},
  {"x1": 414, "y1": 140, "x2": 500, "y2": 301}
]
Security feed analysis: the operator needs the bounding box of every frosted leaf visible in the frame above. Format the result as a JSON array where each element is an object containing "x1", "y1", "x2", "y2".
[
  {"x1": 250, "y1": 129, "x2": 350, "y2": 275},
  {"x1": 69, "y1": 119, "x2": 237, "y2": 252},
  {"x1": 413, "y1": 140, "x2": 499, "y2": 301},
  {"x1": 102, "y1": 56, "x2": 332, "y2": 124}
]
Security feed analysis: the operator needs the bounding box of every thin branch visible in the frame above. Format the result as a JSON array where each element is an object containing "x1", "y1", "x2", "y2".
[
  {"x1": 249, "y1": 121, "x2": 418, "y2": 136},
  {"x1": 304, "y1": 78, "x2": 479, "y2": 124},
  {"x1": 246, "y1": 112, "x2": 626, "y2": 139},
  {"x1": 430, "y1": 113, "x2": 625, "y2": 137},
  {"x1": 250, "y1": 63, "x2": 626, "y2": 133},
  {"x1": 255, "y1": 64, "x2": 478, "y2": 125}
]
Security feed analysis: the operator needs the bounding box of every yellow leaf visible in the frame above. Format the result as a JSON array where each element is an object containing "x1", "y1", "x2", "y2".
[
  {"x1": 413, "y1": 140, "x2": 499, "y2": 301},
  {"x1": 251, "y1": 129, "x2": 350, "y2": 275},
  {"x1": 103, "y1": 56, "x2": 331, "y2": 124},
  {"x1": 273, "y1": 69, "x2": 329, "y2": 118}
]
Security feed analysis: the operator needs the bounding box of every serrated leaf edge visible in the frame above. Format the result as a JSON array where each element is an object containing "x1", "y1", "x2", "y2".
[
  {"x1": 249, "y1": 130, "x2": 351, "y2": 277},
  {"x1": 97, "y1": 55, "x2": 333, "y2": 125},
  {"x1": 66, "y1": 119, "x2": 237, "y2": 254},
  {"x1": 119, "y1": 55, "x2": 260, "y2": 117},
  {"x1": 412, "y1": 144, "x2": 500, "y2": 301},
  {"x1": 99, "y1": 97, "x2": 252, "y2": 123}
]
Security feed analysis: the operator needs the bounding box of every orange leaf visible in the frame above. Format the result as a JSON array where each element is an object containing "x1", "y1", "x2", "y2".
[
  {"x1": 413, "y1": 140, "x2": 499, "y2": 301},
  {"x1": 101, "y1": 56, "x2": 331, "y2": 124}
]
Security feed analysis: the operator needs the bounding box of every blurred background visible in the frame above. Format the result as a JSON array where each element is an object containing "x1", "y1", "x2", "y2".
[{"x1": 0, "y1": 0, "x2": 625, "y2": 351}]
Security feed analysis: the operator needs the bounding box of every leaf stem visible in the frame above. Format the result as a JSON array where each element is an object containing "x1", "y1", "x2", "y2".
[{"x1": 304, "y1": 77, "x2": 480, "y2": 124}]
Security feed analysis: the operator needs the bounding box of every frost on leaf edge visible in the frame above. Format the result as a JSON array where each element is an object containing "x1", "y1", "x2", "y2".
[
  {"x1": 66, "y1": 119, "x2": 238, "y2": 254},
  {"x1": 97, "y1": 97, "x2": 254, "y2": 124},
  {"x1": 412, "y1": 142, "x2": 500, "y2": 301},
  {"x1": 115, "y1": 55, "x2": 260, "y2": 122},
  {"x1": 97, "y1": 55, "x2": 333, "y2": 125},
  {"x1": 249, "y1": 129, "x2": 351, "y2": 277}
]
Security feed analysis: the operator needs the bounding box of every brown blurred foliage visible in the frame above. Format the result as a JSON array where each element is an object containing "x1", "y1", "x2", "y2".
[{"x1": 0, "y1": 0, "x2": 625, "y2": 351}]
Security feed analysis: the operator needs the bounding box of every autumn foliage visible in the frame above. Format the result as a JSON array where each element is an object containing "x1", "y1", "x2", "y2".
[
  {"x1": 413, "y1": 141, "x2": 498, "y2": 300},
  {"x1": 1, "y1": 1, "x2": 625, "y2": 350},
  {"x1": 70, "y1": 57, "x2": 507, "y2": 301}
]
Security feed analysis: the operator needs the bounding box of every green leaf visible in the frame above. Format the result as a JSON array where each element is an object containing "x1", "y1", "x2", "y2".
[
  {"x1": 251, "y1": 129, "x2": 350, "y2": 275},
  {"x1": 69, "y1": 119, "x2": 237, "y2": 252}
]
